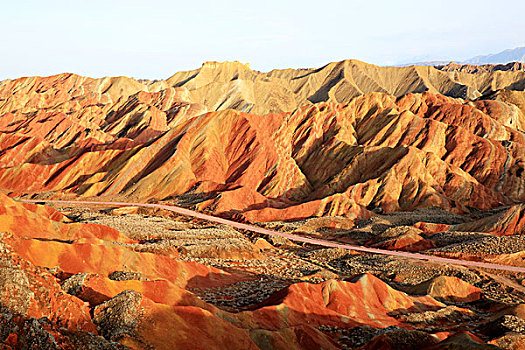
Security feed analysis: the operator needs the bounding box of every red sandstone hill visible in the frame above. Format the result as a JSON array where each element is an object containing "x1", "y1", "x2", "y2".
[
  {"x1": 1, "y1": 73, "x2": 525, "y2": 222},
  {"x1": 1, "y1": 62, "x2": 525, "y2": 348},
  {"x1": 0, "y1": 192, "x2": 515, "y2": 349}
]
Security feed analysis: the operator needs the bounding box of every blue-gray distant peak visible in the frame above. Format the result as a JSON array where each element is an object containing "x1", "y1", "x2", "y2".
[{"x1": 463, "y1": 47, "x2": 525, "y2": 65}]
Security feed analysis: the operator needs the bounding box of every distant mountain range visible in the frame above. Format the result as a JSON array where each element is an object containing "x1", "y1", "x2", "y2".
[
  {"x1": 464, "y1": 46, "x2": 525, "y2": 65},
  {"x1": 399, "y1": 46, "x2": 525, "y2": 67}
]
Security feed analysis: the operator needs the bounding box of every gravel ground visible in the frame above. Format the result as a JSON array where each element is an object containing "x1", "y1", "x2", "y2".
[{"x1": 50, "y1": 204, "x2": 525, "y2": 317}]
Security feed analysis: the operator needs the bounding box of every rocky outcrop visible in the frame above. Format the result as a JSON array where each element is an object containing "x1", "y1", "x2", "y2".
[
  {"x1": 0, "y1": 173, "x2": 517, "y2": 348},
  {"x1": 436, "y1": 62, "x2": 525, "y2": 73},
  {"x1": 408, "y1": 276, "x2": 483, "y2": 303},
  {"x1": 169, "y1": 60, "x2": 525, "y2": 110},
  {"x1": 239, "y1": 274, "x2": 445, "y2": 330},
  {"x1": 450, "y1": 204, "x2": 525, "y2": 236},
  {"x1": 2, "y1": 88, "x2": 525, "y2": 222}
]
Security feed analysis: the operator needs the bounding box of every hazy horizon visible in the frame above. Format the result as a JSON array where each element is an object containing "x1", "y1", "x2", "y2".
[{"x1": 2, "y1": 0, "x2": 524, "y2": 79}]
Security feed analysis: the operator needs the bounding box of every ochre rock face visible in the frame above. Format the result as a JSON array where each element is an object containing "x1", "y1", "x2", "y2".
[
  {"x1": 0, "y1": 192, "x2": 128, "y2": 243},
  {"x1": 0, "y1": 191, "x2": 257, "y2": 348},
  {"x1": 436, "y1": 61, "x2": 525, "y2": 73},
  {"x1": 0, "y1": 185, "x2": 479, "y2": 349},
  {"x1": 237, "y1": 274, "x2": 445, "y2": 330},
  {"x1": 410, "y1": 276, "x2": 483, "y2": 303},
  {"x1": 168, "y1": 60, "x2": 525, "y2": 110},
  {"x1": 0, "y1": 238, "x2": 96, "y2": 334},
  {"x1": 0, "y1": 73, "x2": 205, "y2": 149},
  {"x1": 450, "y1": 204, "x2": 525, "y2": 236},
  {"x1": 0, "y1": 151, "x2": 522, "y2": 347},
  {"x1": 2, "y1": 77, "x2": 525, "y2": 222},
  {"x1": 370, "y1": 227, "x2": 436, "y2": 252}
]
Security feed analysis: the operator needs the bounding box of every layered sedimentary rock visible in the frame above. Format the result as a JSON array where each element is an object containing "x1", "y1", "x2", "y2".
[
  {"x1": 2, "y1": 61, "x2": 525, "y2": 349},
  {"x1": 436, "y1": 62, "x2": 525, "y2": 73},
  {"x1": 2, "y1": 77, "x2": 525, "y2": 222},
  {"x1": 167, "y1": 59, "x2": 525, "y2": 112},
  {"x1": 1, "y1": 190, "x2": 510, "y2": 349},
  {"x1": 408, "y1": 276, "x2": 483, "y2": 303}
]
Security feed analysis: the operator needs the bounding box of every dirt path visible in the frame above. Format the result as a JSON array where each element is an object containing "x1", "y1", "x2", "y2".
[{"x1": 19, "y1": 199, "x2": 525, "y2": 273}]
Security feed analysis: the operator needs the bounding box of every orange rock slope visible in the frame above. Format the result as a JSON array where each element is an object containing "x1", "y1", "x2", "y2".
[
  {"x1": 0, "y1": 190, "x2": 497, "y2": 349},
  {"x1": 1, "y1": 71, "x2": 525, "y2": 222},
  {"x1": 2, "y1": 61, "x2": 525, "y2": 349}
]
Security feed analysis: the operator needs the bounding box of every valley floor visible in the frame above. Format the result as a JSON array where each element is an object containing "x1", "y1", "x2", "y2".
[{"x1": 33, "y1": 201, "x2": 525, "y2": 349}]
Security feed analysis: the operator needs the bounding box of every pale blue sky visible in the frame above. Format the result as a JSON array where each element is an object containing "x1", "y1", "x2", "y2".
[{"x1": 1, "y1": 0, "x2": 524, "y2": 79}]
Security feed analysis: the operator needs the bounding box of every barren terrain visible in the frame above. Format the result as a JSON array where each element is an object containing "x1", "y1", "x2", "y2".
[{"x1": 1, "y1": 61, "x2": 525, "y2": 348}]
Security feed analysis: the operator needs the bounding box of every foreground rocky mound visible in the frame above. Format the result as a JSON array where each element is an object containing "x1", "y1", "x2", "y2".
[{"x1": 0, "y1": 193, "x2": 522, "y2": 349}]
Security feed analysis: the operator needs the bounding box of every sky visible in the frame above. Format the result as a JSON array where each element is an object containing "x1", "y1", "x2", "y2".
[{"x1": 1, "y1": 0, "x2": 524, "y2": 79}]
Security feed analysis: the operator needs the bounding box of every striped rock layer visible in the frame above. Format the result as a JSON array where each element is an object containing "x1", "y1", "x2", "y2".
[{"x1": 1, "y1": 71, "x2": 525, "y2": 221}]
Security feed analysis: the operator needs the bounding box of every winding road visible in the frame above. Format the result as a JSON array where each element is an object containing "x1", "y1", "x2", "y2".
[{"x1": 20, "y1": 199, "x2": 525, "y2": 274}]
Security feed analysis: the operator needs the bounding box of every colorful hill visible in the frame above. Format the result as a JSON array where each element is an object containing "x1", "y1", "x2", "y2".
[
  {"x1": 0, "y1": 193, "x2": 520, "y2": 349},
  {"x1": 1, "y1": 76, "x2": 525, "y2": 222},
  {"x1": 1, "y1": 61, "x2": 525, "y2": 349}
]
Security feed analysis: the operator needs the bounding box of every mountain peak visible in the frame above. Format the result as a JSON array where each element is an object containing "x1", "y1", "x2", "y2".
[
  {"x1": 201, "y1": 61, "x2": 251, "y2": 69},
  {"x1": 463, "y1": 46, "x2": 525, "y2": 65}
]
